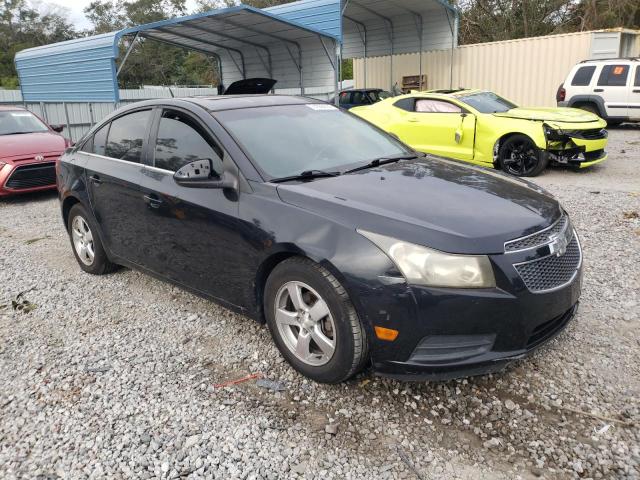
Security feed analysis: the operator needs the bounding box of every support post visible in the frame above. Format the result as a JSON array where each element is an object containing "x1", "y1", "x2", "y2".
[
  {"x1": 117, "y1": 32, "x2": 140, "y2": 77},
  {"x1": 63, "y1": 102, "x2": 71, "y2": 142}
]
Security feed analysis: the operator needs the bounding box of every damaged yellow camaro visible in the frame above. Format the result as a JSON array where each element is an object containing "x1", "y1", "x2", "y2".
[{"x1": 351, "y1": 89, "x2": 608, "y2": 177}]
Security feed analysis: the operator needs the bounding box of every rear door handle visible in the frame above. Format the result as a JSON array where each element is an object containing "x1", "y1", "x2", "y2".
[
  {"x1": 89, "y1": 174, "x2": 102, "y2": 185},
  {"x1": 633, "y1": 89, "x2": 640, "y2": 93},
  {"x1": 144, "y1": 194, "x2": 163, "y2": 209},
  {"x1": 593, "y1": 88, "x2": 604, "y2": 92}
]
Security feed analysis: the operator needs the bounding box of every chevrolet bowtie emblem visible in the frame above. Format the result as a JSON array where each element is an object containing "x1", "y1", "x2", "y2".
[
  {"x1": 34, "y1": 155, "x2": 45, "y2": 162},
  {"x1": 548, "y1": 233, "x2": 568, "y2": 257}
]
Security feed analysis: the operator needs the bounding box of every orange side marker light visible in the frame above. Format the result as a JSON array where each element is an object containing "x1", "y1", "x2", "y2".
[{"x1": 375, "y1": 326, "x2": 399, "y2": 342}]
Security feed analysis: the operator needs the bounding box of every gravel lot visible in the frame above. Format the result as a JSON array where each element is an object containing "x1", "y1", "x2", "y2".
[{"x1": 1, "y1": 126, "x2": 639, "y2": 480}]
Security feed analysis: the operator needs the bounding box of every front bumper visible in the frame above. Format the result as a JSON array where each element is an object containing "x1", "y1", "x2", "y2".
[
  {"x1": 360, "y1": 233, "x2": 583, "y2": 381},
  {"x1": 546, "y1": 130, "x2": 608, "y2": 168},
  {"x1": 0, "y1": 161, "x2": 57, "y2": 197}
]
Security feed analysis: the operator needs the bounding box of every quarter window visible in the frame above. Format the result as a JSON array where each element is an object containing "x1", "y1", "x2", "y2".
[
  {"x1": 415, "y1": 99, "x2": 462, "y2": 113},
  {"x1": 571, "y1": 66, "x2": 596, "y2": 86},
  {"x1": 91, "y1": 124, "x2": 109, "y2": 156},
  {"x1": 597, "y1": 65, "x2": 630, "y2": 87},
  {"x1": 105, "y1": 110, "x2": 152, "y2": 163},
  {"x1": 339, "y1": 92, "x2": 351, "y2": 106},
  {"x1": 154, "y1": 110, "x2": 223, "y2": 174}
]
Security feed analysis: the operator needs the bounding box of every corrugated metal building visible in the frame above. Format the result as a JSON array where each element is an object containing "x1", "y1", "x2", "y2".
[
  {"x1": 13, "y1": 0, "x2": 459, "y2": 104},
  {"x1": 353, "y1": 28, "x2": 640, "y2": 107}
]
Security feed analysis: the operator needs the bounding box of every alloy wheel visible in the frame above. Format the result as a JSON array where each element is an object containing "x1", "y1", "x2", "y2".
[
  {"x1": 274, "y1": 281, "x2": 336, "y2": 366},
  {"x1": 502, "y1": 140, "x2": 540, "y2": 176},
  {"x1": 71, "y1": 216, "x2": 95, "y2": 266}
]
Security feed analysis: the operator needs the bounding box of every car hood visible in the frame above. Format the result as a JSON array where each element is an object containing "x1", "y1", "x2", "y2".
[
  {"x1": 0, "y1": 132, "x2": 66, "y2": 162},
  {"x1": 276, "y1": 157, "x2": 562, "y2": 255},
  {"x1": 494, "y1": 107, "x2": 601, "y2": 123}
]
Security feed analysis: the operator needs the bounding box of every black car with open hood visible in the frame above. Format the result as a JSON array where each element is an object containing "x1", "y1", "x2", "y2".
[{"x1": 223, "y1": 78, "x2": 277, "y2": 95}]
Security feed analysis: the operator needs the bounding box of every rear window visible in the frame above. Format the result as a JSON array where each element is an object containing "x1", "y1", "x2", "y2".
[
  {"x1": 598, "y1": 65, "x2": 630, "y2": 87},
  {"x1": 571, "y1": 66, "x2": 596, "y2": 86}
]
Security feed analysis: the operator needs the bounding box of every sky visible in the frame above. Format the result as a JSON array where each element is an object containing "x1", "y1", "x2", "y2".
[{"x1": 43, "y1": 0, "x2": 201, "y2": 30}]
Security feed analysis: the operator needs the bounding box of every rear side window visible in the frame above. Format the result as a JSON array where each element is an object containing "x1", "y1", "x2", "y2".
[
  {"x1": 571, "y1": 66, "x2": 596, "y2": 86},
  {"x1": 415, "y1": 99, "x2": 462, "y2": 113},
  {"x1": 394, "y1": 98, "x2": 416, "y2": 112},
  {"x1": 635, "y1": 67, "x2": 640, "y2": 87},
  {"x1": 154, "y1": 110, "x2": 223, "y2": 174},
  {"x1": 598, "y1": 65, "x2": 630, "y2": 87},
  {"x1": 105, "y1": 110, "x2": 152, "y2": 163}
]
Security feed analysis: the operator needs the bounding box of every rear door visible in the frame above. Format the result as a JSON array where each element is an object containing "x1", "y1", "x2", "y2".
[
  {"x1": 595, "y1": 63, "x2": 631, "y2": 118},
  {"x1": 139, "y1": 107, "x2": 248, "y2": 307},
  {"x1": 85, "y1": 109, "x2": 153, "y2": 264},
  {"x1": 391, "y1": 97, "x2": 476, "y2": 161},
  {"x1": 630, "y1": 65, "x2": 640, "y2": 121}
]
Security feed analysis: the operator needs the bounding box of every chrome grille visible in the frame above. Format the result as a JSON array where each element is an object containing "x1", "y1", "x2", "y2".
[
  {"x1": 514, "y1": 234, "x2": 582, "y2": 293},
  {"x1": 505, "y1": 214, "x2": 569, "y2": 253}
]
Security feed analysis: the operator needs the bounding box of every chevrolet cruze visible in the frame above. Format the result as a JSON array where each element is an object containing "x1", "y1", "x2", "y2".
[{"x1": 57, "y1": 96, "x2": 582, "y2": 383}]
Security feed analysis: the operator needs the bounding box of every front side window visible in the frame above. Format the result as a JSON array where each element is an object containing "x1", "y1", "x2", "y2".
[
  {"x1": 415, "y1": 99, "x2": 462, "y2": 113},
  {"x1": 0, "y1": 111, "x2": 49, "y2": 136},
  {"x1": 598, "y1": 65, "x2": 630, "y2": 87},
  {"x1": 216, "y1": 104, "x2": 408, "y2": 179},
  {"x1": 635, "y1": 66, "x2": 640, "y2": 87},
  {"x1": 105, "y1": 110, "x2": 152, "y2": 163},
  {"x1": 457, "y1": 91, "x2": 517, "y2": 113},
  {"x1": 154, "y1": 110, "x2": 223, "y2": 174},
  {"x1": 572, "y1": 66, "x2": 596, "y2": 86}
]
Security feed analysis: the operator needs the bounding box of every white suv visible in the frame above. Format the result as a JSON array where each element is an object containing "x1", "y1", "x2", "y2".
[{"x1": 557, "y1": 58, "x2": 640, "y2": 125}]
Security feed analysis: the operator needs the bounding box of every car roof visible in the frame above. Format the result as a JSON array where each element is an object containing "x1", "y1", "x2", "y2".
[
  {"x1": 339, "y1": 88, "x2": 383, "y2": 93},
  {"x1": 185, "y1": 94, "x2": 325, "y2": 112},
  {"x1": 399, "y1": 89, "x2": 484, "y2": 100},
  {"x1": 0, "y1": 105, "x2": 25, "y2": 112},
  {"x1": 579, "y1": 57, "x2": 639, "y2": 63}
]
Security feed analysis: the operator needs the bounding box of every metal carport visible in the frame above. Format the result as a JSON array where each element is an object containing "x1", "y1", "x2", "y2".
[
  {"x1": 15, "y1": 5, "x2": 341, "y2": 103},
  {"x1": 14, "y1": 0, "x2": 458, "y2": 104}
]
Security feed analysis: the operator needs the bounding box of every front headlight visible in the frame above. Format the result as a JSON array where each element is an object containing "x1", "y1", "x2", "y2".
[{"x1": 358, "y1": 230, "x2": 496, "y2": 288}]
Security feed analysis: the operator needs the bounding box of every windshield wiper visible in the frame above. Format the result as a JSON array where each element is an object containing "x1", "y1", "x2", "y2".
[
  {"x1": 344, "y1": 153, "x2": 424, "y2": 174},
  {"x1": 270, "y1": 169, "x2": 341, "y2": 184}
]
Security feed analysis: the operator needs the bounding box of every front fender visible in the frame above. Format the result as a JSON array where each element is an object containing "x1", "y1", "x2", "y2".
[{"x1": 475, "y1": 116, "x2": 547, "y2": 163}]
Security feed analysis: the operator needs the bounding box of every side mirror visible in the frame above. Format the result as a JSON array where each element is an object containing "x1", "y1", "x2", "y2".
[
  {"x1": 50, "y1": 124, "x2": 64, "y2": 133},
  {"x1": 174, "y1": 159, "x2": 238, "y2": 190}
]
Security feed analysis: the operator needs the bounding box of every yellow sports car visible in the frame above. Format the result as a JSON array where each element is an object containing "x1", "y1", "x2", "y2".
[{"x1": 351, "y1": 89, "x2": 608, "y2": 177}]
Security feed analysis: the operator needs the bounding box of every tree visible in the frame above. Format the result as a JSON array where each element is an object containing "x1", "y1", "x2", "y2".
[{"x1": 0, "y1": 0, "x2": 76, "y2": 88}]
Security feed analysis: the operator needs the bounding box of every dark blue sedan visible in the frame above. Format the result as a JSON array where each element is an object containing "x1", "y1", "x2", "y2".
[{"x1": 57, "y1": 95, "x2": 582, "y2": 383}]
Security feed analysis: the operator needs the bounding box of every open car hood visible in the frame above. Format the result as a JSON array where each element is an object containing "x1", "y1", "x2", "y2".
[
  {"x1": 493, "y1": 107, "x2": 602, "y2": 123},
  {"x1": 224, "y1": 78, "x2": 277, "y2": 95}
]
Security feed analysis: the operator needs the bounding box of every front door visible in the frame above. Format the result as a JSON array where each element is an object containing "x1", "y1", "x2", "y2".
[
  {"x1": 85, "y1": 109, "x2": 153, "y2": 264},
  {"x1": 139, "y1": 108, "x2": 248, "y2": 307},
  {"x1": 395, "y1": 98, "x2": 476, "y2": 160}
]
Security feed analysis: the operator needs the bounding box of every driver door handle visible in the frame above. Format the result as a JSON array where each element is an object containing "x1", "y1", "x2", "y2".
[
  {"x1": 593, "y1": 88, "x2": 604, "y2": 92},
  {"x1": 144, "y1": 194, "x2": 163, "y2": 209}
]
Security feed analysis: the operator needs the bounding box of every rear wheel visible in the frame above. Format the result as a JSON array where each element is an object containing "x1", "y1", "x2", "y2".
[
  {"x1": 264, "y1": 257, "x2": 368, "y2": 384},
  {"x1": 499, "y1": 134, "x2": 548, "y2": 177},
  {"x1": 575, "y1": 103, "x2": 600, "y2": 116},
  {"x1": 67, "y1": 204, "x2": 117, "y2": 275}
]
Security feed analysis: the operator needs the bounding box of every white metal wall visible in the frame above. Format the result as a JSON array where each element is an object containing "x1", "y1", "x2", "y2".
[{"x1": 354, "y1": 30, "x2": 603, "y2": 106}]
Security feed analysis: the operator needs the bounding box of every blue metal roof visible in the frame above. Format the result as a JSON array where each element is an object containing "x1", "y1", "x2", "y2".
[
  {"x1": 15, "y1": 32, "x2": 120, "y2": 103},
  {"x1": 265, "y1": 0, "x2": 342, "y2": 39}
]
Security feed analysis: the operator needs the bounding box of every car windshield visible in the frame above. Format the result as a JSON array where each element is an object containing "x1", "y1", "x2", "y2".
[
  {"x1": 0, "y1": 111, "x2": 49, "y2": 135},
  {"x1": 457, "y1": 91, "x2": 518, "y2": 113},
  {"x1": 216, "y1": 104, "x2": 409, "y2": 179}
]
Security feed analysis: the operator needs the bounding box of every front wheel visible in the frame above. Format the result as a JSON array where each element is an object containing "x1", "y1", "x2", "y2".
[
  {"x1": 264, "y1": 257, "x2": 368, "y2": 384},
  {"x1": 499, "y1": 134, "x2": 548, "y2": 177}
]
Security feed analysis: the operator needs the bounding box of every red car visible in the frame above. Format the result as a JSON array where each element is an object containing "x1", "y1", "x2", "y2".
[{"x1": 0, "y1": 106, "x2": 70, "y2": 197}]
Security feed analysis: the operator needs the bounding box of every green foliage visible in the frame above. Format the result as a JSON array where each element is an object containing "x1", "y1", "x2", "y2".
[
  {"x1": 456, "y1": 0, "x2": 640, "y2": 45},
  {"x1": 0, "y1": 0, "x2": 76, "y2": 88}
]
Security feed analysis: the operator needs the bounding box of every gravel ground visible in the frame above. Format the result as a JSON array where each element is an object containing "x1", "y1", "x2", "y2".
[{"x1": 1, "y1": 126, "x2": 639, "y2": 480}]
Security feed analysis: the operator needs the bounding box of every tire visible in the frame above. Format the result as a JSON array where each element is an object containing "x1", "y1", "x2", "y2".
[
  {"x1": 67, "y1": 203, "x2": 117, "y2": 275},
  {"x1": 499, "y1": 134, "x2": 548, "y2": 177},
  {"x1": 264, "y1": 257, "x2": 368, "y2": 384}
]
